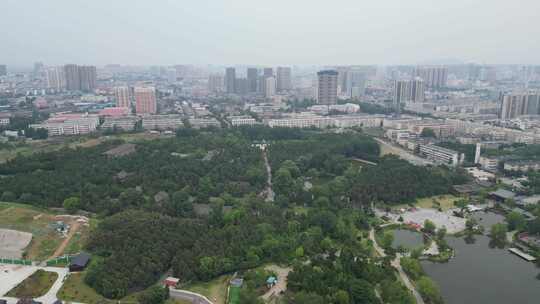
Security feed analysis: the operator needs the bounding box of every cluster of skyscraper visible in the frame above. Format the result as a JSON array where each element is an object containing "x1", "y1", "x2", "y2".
[
  {"x1": 392, "y1": 66, "x2": 449, "y2": 115},
  {"x1": 414, "y1": 66, "x2": 448, "y2": 88},
  {"x1": 113, "y1": 86, "x2": 157, "y2": 114},
  {"x1": 499, "y1": 92, "x2": 540, "y2": 119},
  {"x1": 45, "y1": 64, "x2": 97, "y2": 92},
  {"x1": 334, "y1": 67, "x2": 370, "y2": 98},
  {"x1": 216, "y1": 67, "x2": 291, "y2": 98}
]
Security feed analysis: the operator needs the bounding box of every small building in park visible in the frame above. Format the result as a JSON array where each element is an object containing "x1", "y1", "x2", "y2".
[
  {"x1": 266, "y1": 276, "x2": 277, "y2": 288},
  {"x1": 164, "y1": 277, "x2": 180, "y2": 288},
  {"x1": 488, "y1": 189, "x2": 516, "y2": 203},
  {"x1": 69, "y1": 252, "x2": 91, "y2": 272}
]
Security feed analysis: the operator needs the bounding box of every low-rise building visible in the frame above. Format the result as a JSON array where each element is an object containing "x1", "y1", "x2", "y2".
[
  {"x1": 102, "y1": 115, "x2": 140, "y2": 131},
  {"x1": 478, "y1": 156, "x2": 499, "y2": 171},
  {"x1": 30, "y1": 113, "x2": 100, "y2": 136},
  {"x1": 504, "y1": 161, "x2": 540, "y2": 172},
  {"x1": 189, "y1": 118, "x2": 221, "y2": 129},
  {"x1": 230, "y1": 116, "x2": 259, "y2": 127},
  {"x1": 268, "y1": 114, "x2": 334, "y2": 128},
  {"x1": 418, "y1": 144, "x2": 464, "y2": 166},
  {"x1": 142, "y1": 114, "x2": 184, "y2": 130},
  {"x1": 333, "y1": 114, "x2": 384, "y2": 128},
  {"x1": 0, "y1": 112, "x2": 11, "y2": 125}
]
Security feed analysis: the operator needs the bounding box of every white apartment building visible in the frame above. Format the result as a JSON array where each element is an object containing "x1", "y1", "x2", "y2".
[
  {"x1": 189, "y1": 118, "x2": 221, "y2": 129},
  {"x1": 333, "y1": 115, "x2": 384, "y2": 128},
  {"x1": 418, "y1": 144, "x2": 463, "y2": 166},
  {"x1": 478, "y1": 156, "x2": 499, "y2": 171},
  {"x1": 102, "y1": 116, "x2": 140, "y2": 131},
  {"x1": 268, "y1": 114, "x2": 334, "y2": 129},
  {"x1": 230, "y1": 116, "x2": 259, "y2": 127},
  {"x1": 142, "y1": 114, "x2": 184, "y2": 130},
  {"x1": 30, "y1": 113, "x2": 99, "y2": 136}
]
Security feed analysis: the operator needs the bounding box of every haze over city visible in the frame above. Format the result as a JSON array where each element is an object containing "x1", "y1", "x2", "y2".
[
  {"x1": 1, "y1": 1, "x2": 540, "y2": 304},
  {"x1": 3, "y1": 0, "x2": 540, "y2": 67}
]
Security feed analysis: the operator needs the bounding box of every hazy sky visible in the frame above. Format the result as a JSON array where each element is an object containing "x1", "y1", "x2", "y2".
[{"x1": 2, "y1": 0, "x2": 540, "y2": 67}]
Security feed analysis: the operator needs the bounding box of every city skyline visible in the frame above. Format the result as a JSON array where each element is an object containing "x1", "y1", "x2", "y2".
[{"x1": 2, "y1": 0, "x2": 540, "y2": 67}]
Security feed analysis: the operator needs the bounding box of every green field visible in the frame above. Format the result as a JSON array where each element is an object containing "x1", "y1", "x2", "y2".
[
  {"x1": 7, "y1": 269, "x2": 58, "y2": 298},
  {"x1": 415, "y1": 194, "x2": 460, "y2": 211},
  {"x1": 228, "y1": 286, "x2": 240, "y2": 304},
  {"x1": 58, "y1": 272, "x2": 117, "y2": 304}
]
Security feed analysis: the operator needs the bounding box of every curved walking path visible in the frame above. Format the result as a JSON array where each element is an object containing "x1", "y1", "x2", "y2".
[
  {"x1": 261, "y1": 149, "x2": 274, "y2": 202},
  {"x1": 369, "y1": 229, "x2": 425, "y2": 304}
]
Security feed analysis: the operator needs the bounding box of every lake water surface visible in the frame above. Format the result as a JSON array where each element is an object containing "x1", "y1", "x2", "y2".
[{"x1": 417, "y1": 212, "x2": 540, "y2": 304}]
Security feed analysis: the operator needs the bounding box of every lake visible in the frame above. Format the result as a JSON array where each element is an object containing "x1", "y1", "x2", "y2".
[{"x1": 419, "y1": 211, "x2": 540, "y2": 304}]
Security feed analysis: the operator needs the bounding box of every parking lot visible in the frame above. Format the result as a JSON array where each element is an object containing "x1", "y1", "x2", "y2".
[
  {"x1": 0, "y1": 264, "x2": 37, "y2": 296},
  {"x1": 379, "y1": 208, "x2": 467, "y2": 233},
  {"x1": 0, "y1": 229, "x2": 33, "y2": 259}
]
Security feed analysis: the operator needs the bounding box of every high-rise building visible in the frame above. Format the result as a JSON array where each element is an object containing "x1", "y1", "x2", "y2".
[
  {"x1": 115, "y1": 86, "x2": 131, "y2": 108},
  {"x1": 263, "y1": 68, "x2": 273, "y2": 77},
  {"x1": 414, "y1": 66, "x2": 448, "y2": 88},
  {"x1": 135, "y1": 87, "x2": 157, "y2": 114},
  {"x1": 276, "y1": 67, "x2": 292, "y2": 92},
  {"x1": 79, "y1": 66, "x2": 97, "y2": 92},
  {"x1": 64, "y1": 64, "x2": 81, "y2": 91},
  {"x1": 236, "y1": 78, "x2": 249, "y2": 95},
  {"x1": 247, "y1": 68, "x2": 258, "y2": 93},
  {"x1": 393, "y1": 80, "x2": 407, "y2": 116},
  {"x1": 46, "y1": 67, "x2": 65, "y2": 90},
  {"x1": 225, "y1": 67, "x2": 236, "y2": 93},
  {"x1": 63, "y1": 64, "x2": 97, "y2": 92},
  {"x1": 499, "y1": 92, "x2": 540, "y2": 119},
  {"x1": 0, "y1": 65, "x2": 6, "y2": 76},
  {"x1": 410, "y1": 79, "x2": 425, "y2": 102},
  {"x1": 346, "y1": 71, "x2": 366, "y2": 98},
  {"x1": 393, "y1": 79, "x2": 425, "y2": 106},
  {"x1": 208, "y1": 74, "x2": 224, "y2": 93},
  {"x1": 265, "y1": 76, "x2": 276, "y2": 98},
  {"x1": 167, "y1": 68, "x2": 177, "y2": 83},
  {"x1": 33, "y1": 62, "x2": 44, "y2": 79},
  {"x1": 317, "y1": 70, "x2": 338, "y2": 105}
]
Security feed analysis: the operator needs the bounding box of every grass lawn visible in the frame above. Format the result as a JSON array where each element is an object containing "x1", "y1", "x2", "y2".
[
  {"x1": 57, "y1": 272, "x2": 116, "y2": 304},
  {"x1": 415, "y1": 195, "x2": 460, "y2": 211},
  {"x1": 64, "y1": 225, "x2": 90, "y2": 255},
  {"x1": 6, "y1": 269, "x2": 58, "y2": 298},
  {"x1": 32, "y1": 236, "x2": 61, "y2": 261},
  {"x1": 228, "y1": 286, "x2": 240, "y2": 304},
  {"x1": 185, "y1": 275, "x2": 230, "y2": 304}
]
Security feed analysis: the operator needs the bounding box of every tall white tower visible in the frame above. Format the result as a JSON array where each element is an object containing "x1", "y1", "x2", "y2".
[{"x1": 474, "y1": 143, "x2": 482, "y2": 164}]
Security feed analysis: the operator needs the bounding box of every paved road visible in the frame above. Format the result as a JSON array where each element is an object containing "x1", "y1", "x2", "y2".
[
  {"x1": 261, "y1": 149, "x2": 275, "y2": 202},
  {"x1": 369, "y1": 229, "x2": 425, "y2": 304},
  {"x1": 170, "y1": 288, "x2": 214, "y2": 304}
]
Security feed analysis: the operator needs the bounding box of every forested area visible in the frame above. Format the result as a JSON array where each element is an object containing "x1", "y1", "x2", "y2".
[{"x1": 0, "y1": 127, "x2": 467, "y2": 301}]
